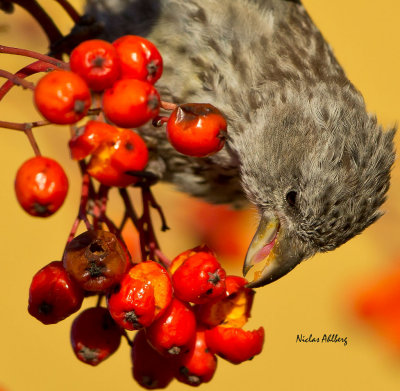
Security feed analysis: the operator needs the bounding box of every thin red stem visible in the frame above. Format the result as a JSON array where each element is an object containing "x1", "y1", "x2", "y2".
[
  {"x1": 0, "y1": 45, "x2": 68, "y2": 69},
  {"x1": 0, "y1": 60, "x2": 59, "y2": 101},
  {"x1": 0, "y1": 69, "x2": 35, "y2": 90},
  {"x1": 53, "y1": 0, "x2": 81, "y2": 23},
  {"x1": 24, "y1": 128, "x2": 41, "y2": 156},
  {"x1": 0, "y1": 120, "x2": 49, "y2": 131}
]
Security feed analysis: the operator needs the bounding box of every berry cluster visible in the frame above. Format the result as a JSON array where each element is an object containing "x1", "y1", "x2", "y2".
[
  {"x1": 1, "y1": 6, "x2": 259, "y2": 388},
  {"x1": 29, "y1": 241, "x2": 264, "y2": 388}
]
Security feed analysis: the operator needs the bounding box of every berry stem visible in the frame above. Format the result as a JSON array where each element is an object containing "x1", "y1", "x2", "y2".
[
  {"x1": 24, "y1": 128, "x2": 41, "y2": 156},
  {"x1": 0, "y1": 45, "x2": 69, "y2": 69},
  {"x1": 152, "y1": 116, "x2": 169, "y2": 127},
  {"x1": 0, "y1": 69, "x2": 35, "y2": 90},
  {"x1": 147, "y1": 188, "x2": 170, "y2": 232},
  {"x1": 0, "y1": 60, "x2": 59, "y2": 101},
  {"x1": 0, "y1": 119, "x2": 49, "y2": 131},
  {"x1": 53, "y1": 0, "x2": 80, "y2": 23},
  {"x1": 121, "y1": 329, "x2": 133, "y2": 347},
  {"x1": 9, "y1": 0, "x2": 64, "y2": 50},
  {"x1": 160, "y1": 101, "x2": 177, "y2": 111}
]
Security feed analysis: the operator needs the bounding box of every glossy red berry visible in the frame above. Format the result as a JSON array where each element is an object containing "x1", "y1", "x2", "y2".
[
  {"x1": 205, "y1": 326, "x2": 264, "y2": 364},
  {"x1": 175, "y1": 329, "x2": 217, "y2": 386},
  {"x1": 34, "y1": 70, "x2": 91, "y2": 124},
  {"x1": 28, "y1": 261, "x2": 84, "y2": 324},
  {"x1": 15, "y1": 156, "x2": 68, "y2": 217},
  {"x1": 107, "y1": 273, "x2": 156, "y2": 330},
  {"x1": 71, "y1": 307, "x2": 122, "y2": 366},
  {"x1": 102, "y1": 79, "x2": 160, "y2": 128},
  {"x1": 69, "y1": 120, "x2": 119, "y2": 160},
  {"x1": 146, "y1": 298, "x2": 197, "y2": 356},
  {"x1": 128, "y1": 261, "x2": 173, "y2": 320},
  {"x1": 171, "y1": 249, "x2": 226, "y2": 304},
  {"x1": 166, "y1": 103, "x2": 227, "y2": 157},
  {"x1": 63, "y1": 230, "x2": 128, "y2": 292},
  {"x1": 113, "y1": 35, "x2": 163, "y2": 84},
  {"x1": 70, "y1": 39, "x2": 121, "y2": 91},
  {"x1": 131, "y1": 329, "x2": 175, "y2": 389}
]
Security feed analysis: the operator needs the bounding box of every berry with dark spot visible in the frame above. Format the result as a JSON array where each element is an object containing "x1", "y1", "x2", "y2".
[
  {"x1": 70, "y1": 39, "x2": 121, "y2": 91},
  {"x1": 63, "y1": 230, "x2": 127, "y2": 292},
  {"x1": 70, "y1": 307, "x2": 122, "y2": 366},
  {"x1": 15, "y1": 156, "x2": 68, "y2": 217},
  {"x1": 28, "y1": 261, "x2": 84, "y2": 324},
  {"x1": 34, "y1": 70, "x2": 91, "y2": 124}
]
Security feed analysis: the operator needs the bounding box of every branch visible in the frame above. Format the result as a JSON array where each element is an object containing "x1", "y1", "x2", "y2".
[
  {"x1": 0, "y1": 69, "x2": 35, "y2": 90},
  {"x1": 0, "y1": 45, "x2": 68, "y2": 69},
  {"x1": 53, "y1": 0, "x2": 80, "y2": 23}
]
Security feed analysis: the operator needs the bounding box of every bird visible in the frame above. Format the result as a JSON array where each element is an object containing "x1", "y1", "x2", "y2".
[{"x1": 84, "y1": 0, "x2": 396, "y2": 287}]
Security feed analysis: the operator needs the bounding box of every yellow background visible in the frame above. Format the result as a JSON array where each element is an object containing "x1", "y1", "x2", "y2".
[{"x1": 0, "y1": 0, "x2": 399, "y2": 390}]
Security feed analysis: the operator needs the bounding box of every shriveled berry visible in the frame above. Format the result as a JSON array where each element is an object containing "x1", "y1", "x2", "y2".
[
  {"x1": 171, "y1": 249, "x2": 226, "y2": 304},
  {"x1": 71, "y1": 307, "x2": 122, "y2": 366},
  {"x1": 63, "y1": 230, "x2": 127, "y2": 292},
  {"x1": 28, "y1": 261, "x2": 84, "y2": 324},
  {"x1": 34, "y1": 70, "x2": 91, "y2": 124},
  {"x1": 70, "y1": 39, "x2": 121, "y2": 91},
  {"x1": 107, "y1": 273, "x2": 156, "y2": 330},
  {"x1": 113, "y1": 35, "x2": 163, "y2": 84},
  {"x1": 146, "y1": 298, "x2": 196, "y2": 357},
  {"x1": 166, "y1": 103, "x2": 227, "y2": 157},
  {"x1": 175, "y1": 329, "x2": 217, "y2": 386},
  {"x1": 102, "y1": 79, "x2": 160, "y2": 128},
  {"x1": 131, "y1": 330, "x2": 175, "y2": 389},
  {"x1": 15, "y1": 156, "x2": 68, "y2": 217},
  {"x1": 87, "y1": 128, "x2": 149, "y2": 187},
  {"x1": 205, "y1": 326, "x2": 264, "y2": 364}
]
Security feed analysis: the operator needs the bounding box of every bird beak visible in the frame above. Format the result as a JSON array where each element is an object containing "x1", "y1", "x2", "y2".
[{"x1": 243, "y1": 213, "x2": 303, "y2": 288}]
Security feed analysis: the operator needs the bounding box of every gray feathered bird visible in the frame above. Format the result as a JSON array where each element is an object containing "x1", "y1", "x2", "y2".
[{"x1": 85, "y1": 0, "x2": 396, "y2": 287}]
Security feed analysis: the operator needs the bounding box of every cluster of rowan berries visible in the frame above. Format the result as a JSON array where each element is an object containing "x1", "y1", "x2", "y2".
[
  {"x1": 29, "y1": 237, "x2": 264, "y2": 388},
  {"x1": 2, "y1": 34, "x2": 263, "y2": 388}
]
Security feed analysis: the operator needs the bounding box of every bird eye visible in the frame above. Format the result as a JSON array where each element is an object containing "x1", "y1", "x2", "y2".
[{"x1": 285, "y1": 191, "x2": 297, "y2": 207}]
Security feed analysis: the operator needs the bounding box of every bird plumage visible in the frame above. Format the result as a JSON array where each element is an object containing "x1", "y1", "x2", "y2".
[{"x1": 85, "y1": 0, "x2": 396, "y2": 285}]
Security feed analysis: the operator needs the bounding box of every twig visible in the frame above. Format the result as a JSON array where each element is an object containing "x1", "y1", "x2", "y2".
[
  {"x1": 0, "y1": 45, "x2": 68, "y2": 69},
  {"x1": 147, "y1": 188, "x2": 170, "y2": 232},
  {"x1": 53, "y1": 0, "x2": 80, "y2": 23},
  {"x1": 0, "y1": 120, "x2": 49, "y2": 131},
  {"x1": 10, "y1": 0, "x2": 64, "y2": 49},
  {"x1": 0, "y1": 69, "x2": 35, "y2": 90},
  {"x1": 24, "y1": 128, "x2": 41, "y2": 156},
  {"x1": 0, "y1": 60, "x2": 59, "y2": 101}
]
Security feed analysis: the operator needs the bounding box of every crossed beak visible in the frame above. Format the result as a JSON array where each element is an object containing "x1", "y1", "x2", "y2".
[{"x1": 243, "y1": 212, "x2": 304, "y2": 288}]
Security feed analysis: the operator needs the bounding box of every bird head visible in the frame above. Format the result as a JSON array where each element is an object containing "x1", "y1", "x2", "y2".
[{"x1": 232, "y1": 87, "x2": 396, "y2": 287}]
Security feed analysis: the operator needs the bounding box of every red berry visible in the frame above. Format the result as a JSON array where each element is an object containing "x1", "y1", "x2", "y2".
[
  {"x1": 34, "y1": 70, "x2": 91, "y2": 124},
  {"x1": 205, "y1": 326, "x2": 264, "y2": 364},
  {"x1": 102, "y1": 79, "x2": 160, "y2": 128},
  {"x1": 107, "y1": 273, "x2": 156, "y2": 330},
  {"x1": 87, "y1": 127, "x2": 149, "y2": 187},
  {"x1": 128, "y1": 261, "x2": 173, "y2": 320},
  {"x1": 171, "y1": 249, "x2": 226, "y2": 304},
  {"x1": 113, "y1": 35, "x2": 163, "y2": 84},
  {"x1": 15, "y1": 156, "x2": 68, "y2": 217},
  {"x1": 71, "y1": 307, "x2": 122, "y2": 366},
  {"x1": 175, "y1": 329, "x2": 217, "y2": 386},
  {"x1": 146, "y1": 298, "x2": 197, "y2": 356},
  {"x1": 28, "y1": 261, "x2": 84, "y2": 324},
  {"x1": 69, "y1": 120, "x2": 119, "y2": 160},
  {"x1": 131, "y1": 330, "x2": 175, "y2": 389},
  {"x1": 195, "y1": 275, "x2": 254, "y2": 328},
  {"x1": 70, "y1": 39, "x2": 121, "y2": 91},
  {"x1": 63, "y1": 230, "x2": 128, "y2": 292},
  {"x1": 166, "y1": 103, "x2": 227, "y2": 157}
]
